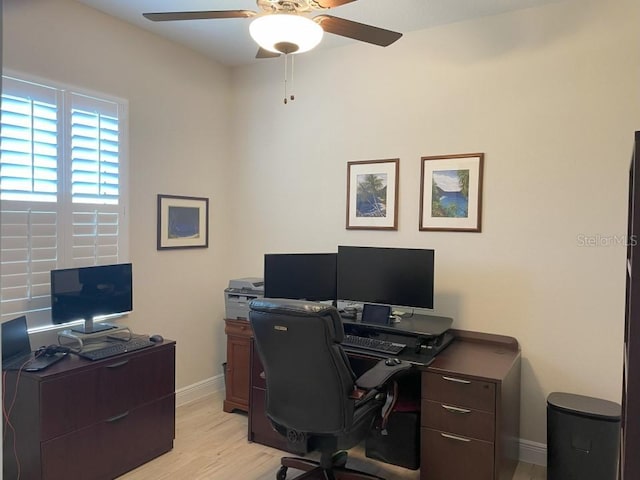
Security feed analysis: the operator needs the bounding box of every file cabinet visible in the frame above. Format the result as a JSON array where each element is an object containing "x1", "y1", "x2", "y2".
[
  {"x1": 2, "y1": 340, "x2": 175, "y2": 480},
  {"x1": 421, "y1": 331, "x2": 520, "y2": 480}
]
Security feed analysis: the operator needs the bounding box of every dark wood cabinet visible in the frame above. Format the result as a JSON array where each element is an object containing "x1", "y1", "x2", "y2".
[
  {"x1": 223, "y1": 318, "x2": 252, "y2": 413},
  {"x1": 2, "y1": 341, "x2": 176, "y2": 480},
  {"x1": 622, "y1": 130, "x2": 640, "y2": 479},
  {"x1": 421, "y1": 331, "x2": 520, "y2": 480}
]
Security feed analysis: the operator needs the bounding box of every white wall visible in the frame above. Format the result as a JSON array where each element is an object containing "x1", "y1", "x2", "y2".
[
  {"x1": 3, "y1": 0, "x2": 235, "y2": 389},
  {"x1": 229, "y1": 0, "x2": 640, "y2": 444}
]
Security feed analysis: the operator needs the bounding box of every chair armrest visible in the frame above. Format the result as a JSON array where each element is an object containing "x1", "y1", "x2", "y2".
[{"x1": 355, "y1": 359, "x2": 412, "y2": 390}]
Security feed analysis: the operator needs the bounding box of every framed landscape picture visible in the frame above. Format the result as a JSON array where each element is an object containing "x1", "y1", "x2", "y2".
[
  {"x1": 346, "y1": 159, "x2": 399, "y2": 230},
  {"x1": 419, "y1": 153, "x2": 484, "y2": 232},
  {"x1": 157, "y1": 194, "x2": 209, "y2": 249}
]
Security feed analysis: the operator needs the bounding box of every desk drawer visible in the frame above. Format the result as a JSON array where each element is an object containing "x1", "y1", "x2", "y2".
[
  {"x1": 421, "y1": 399, "x2": 494, "y2": 442},
  {"x1": 421, "y1": 427, "x2": 494, "y2": 480},
  {"x1": 225, "y1": 319, "x2": 252, "y2": 338},
  {"x1": 422, "y1": 372, "x2": 495, "y2": 412},
  {"x1": 42, "y1": 394, "x2": 175, "y2": 480},
  {"x1": 40, "y1": 346, "x2": 175, "y2": 440}
]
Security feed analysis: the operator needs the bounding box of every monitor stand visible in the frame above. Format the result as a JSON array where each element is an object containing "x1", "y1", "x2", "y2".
[
  {"x1": 58, "y1": 325, "x2": 132, "y2": 352},
  {"x1": 71, "y1": 319, "x2": 117, "y2": 335}
]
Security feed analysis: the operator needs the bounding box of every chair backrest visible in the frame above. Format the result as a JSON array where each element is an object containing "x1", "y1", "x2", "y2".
[{"x1": 249, "y1": 298, "x2": 356, "y2": 435}]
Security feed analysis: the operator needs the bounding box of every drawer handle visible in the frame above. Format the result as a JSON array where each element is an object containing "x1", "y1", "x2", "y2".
[
  {"x1": 442, "y1": 376, "x2": 471, "y2": 384},
  {"x1": 106, "y1": 411, "x2": 130, "y2": 423},
  {"x1": 441, "y1": 432, "x2": 471, "y2": 442},
  {"x1": 106, "y1": 360, "x2": 130, "y2": 369},
  {"x1": 259, "y1": 371, "x2": 266, "y2": 380},
  {"x1": 442, "y1": 404, "x2": 471, "y2": 414}
]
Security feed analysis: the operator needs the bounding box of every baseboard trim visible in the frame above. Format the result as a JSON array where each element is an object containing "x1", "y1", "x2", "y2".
[
  {"x1": 519, "y1": 438, "x2": 547, "y2": 466},
  {"x1": 176, "y1": 374, "x2": 225, "y2": 407}
]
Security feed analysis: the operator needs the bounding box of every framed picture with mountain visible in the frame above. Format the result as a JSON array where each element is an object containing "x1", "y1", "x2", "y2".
[
  {"x1": 346, "y1": 158, "x2": 399, "y2": 230},
  {"x1": 419, "y1": 153, "x2": 484, "y2": 232}
]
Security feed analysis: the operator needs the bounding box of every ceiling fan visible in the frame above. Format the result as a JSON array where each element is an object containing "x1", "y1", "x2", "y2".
[{"x1": 143, "y1": 0, "x2": 403, "y2": 58}]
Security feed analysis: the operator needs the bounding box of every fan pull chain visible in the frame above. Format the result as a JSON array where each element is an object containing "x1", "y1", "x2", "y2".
[
  {"x1": 283, "y1": 54, "x2": 296, "y2": 105},
  {"x1": 284, "y1": 54, "x2": 288, "y2": 104},
  {"x1": 290, "y1": 55, "x2": 295, "y2": 102}
]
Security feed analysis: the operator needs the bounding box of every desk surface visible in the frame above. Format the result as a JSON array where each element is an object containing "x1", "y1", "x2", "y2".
[
  {"x1": 343, "y1": 312, "x2": 453, "y2": 337},
  {"x1": 427, "y1": 329, "x2": 520, "y2": 380}
]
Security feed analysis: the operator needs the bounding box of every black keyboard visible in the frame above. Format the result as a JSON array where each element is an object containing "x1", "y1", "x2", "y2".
[
  {"x1": 342, "y1": 334, "x2": 406, "y2": 355},
  {"x1": 78, "y1": 338, "x2": 155, "y2": 361}
]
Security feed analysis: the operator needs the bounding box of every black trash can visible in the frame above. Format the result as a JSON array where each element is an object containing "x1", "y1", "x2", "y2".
[{"x1": 547, "y1": 392, "x2": 621, "y2": 480}]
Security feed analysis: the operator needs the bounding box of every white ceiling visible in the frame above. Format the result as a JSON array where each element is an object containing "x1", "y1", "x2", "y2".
[{"x1": 74, "y1": 0, "x2": 561, "y2": 67}]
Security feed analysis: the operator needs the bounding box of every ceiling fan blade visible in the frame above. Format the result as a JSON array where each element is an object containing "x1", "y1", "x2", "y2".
[
  {"x1": 313, "y1": 0, "x2": 358, "y2": 8},
  {"x1": 256, "y1": 48, "x2": 281, "y2": 59},
  {"x1": 314, "y1": 15, "x2": 402, "y2": 47},
  {"x1": 143, "y1": 10, "x2": 257, "y2": 22}
]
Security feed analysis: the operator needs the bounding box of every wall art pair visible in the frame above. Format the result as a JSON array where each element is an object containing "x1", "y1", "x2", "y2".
[{"x1": 346, "y1": 153, "x2": 484, "y2": 232}]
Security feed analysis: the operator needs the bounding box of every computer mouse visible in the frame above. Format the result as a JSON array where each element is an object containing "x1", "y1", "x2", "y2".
[
  {"x1": 385, "y1": 358, "x2": 402, "y2": 366},
  {"x1": 149, "y1": 334, "x2": 164, "y2": 343}
]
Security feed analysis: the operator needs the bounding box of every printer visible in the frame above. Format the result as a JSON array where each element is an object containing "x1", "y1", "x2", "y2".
[{"x1": 224, "y1": 277, "x2": 264, "y2": 320}]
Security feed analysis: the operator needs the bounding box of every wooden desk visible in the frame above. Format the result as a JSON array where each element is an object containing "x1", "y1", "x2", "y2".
[
  {"x1": 2, "y1": 340, "x2": 176, "y2": 480},
  {"x1": 224, "y1": 320, "x2": 520, "y2": 480}
]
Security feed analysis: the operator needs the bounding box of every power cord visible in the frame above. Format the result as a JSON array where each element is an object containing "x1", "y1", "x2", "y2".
[{"x1": 2, "y1": 357, "x2": 37, "y2": 480}]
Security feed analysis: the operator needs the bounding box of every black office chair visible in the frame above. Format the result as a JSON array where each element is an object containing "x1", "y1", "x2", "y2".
[{"x1": 249, "y1": 298, "x2": 411, "y2": 480}]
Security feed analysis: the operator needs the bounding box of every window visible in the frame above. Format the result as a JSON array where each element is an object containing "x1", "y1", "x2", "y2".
[{"x1": 0, "y1": 74, "x2": 129, "y2": 329}]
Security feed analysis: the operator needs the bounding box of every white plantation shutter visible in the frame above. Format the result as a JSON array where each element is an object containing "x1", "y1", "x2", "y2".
[
  {"x1": 70, "y1": 208, "x2": 120, "y2": 266},
  {"x1": 70, "y1": 93, "x2": 120, "y2": 205},
  {"x1": 0, "y1": 75, "x2": 128, "y2": 329},
  {"x1": 67, "y1": 93, "x2": 124, "y2": 268},
  {"x1": 0, "y1": 205, "x2": 59, "y2": 326},
  {"x1": 0, "y1": 79, "x2": 59, "y2": 202}
]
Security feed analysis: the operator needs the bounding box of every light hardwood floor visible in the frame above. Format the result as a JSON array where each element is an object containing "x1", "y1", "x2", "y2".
[{"x1": 118, "y1": 391, "x2": 546, "y2": 480}]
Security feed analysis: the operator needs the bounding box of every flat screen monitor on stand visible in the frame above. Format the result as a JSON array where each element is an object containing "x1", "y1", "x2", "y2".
[{"x1": 50, "y1": 263, "x2": 133, "y2": 334}]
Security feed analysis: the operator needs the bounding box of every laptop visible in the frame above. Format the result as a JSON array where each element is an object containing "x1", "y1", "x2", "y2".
[{"x1": 2, "y1": 316, "x2": 67, "y2": 372}]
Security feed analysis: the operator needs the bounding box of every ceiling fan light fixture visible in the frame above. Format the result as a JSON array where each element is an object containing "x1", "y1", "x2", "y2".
[{"x1": 249, "y1": 14, "x2": 323, "y2": 54}]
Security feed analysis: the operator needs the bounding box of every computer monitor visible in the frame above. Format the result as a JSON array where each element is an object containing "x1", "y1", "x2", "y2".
[
  {"x1": 264, "y1": 253, "x2": 337, "y2": 302},
  {"x1": 50, "y1": 263, "x2": 133, "y2": 334},
  {"x1": 337, "y1": 246, "x2": 435, "y2": 309}
]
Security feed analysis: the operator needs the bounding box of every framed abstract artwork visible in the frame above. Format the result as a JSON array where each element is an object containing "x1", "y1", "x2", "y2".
[
  {"x1": 157, "y1": 194, "x2": 209, "y2": 249},
  {"x1": 346, "y1": 158, "x2": 399, "y2": 230},
  {"x1": 419, "y1": 153, "x2": 484, "y2": 232}
]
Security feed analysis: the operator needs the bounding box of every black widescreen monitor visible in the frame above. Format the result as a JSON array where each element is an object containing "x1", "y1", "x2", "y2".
[
  {"x1": 337, "y1": 246, "x2": 435, "y2": 309},
  {"x1": 50, "y1": 263, "x2": 133, "y2": 334},
  {"x1": 264, "y1": 253, "x2": 337, "y2": 302}
]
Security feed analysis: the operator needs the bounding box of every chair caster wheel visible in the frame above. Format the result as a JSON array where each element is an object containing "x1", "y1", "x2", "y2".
[{"x1": 276, "y1": 466, "x2": 288, "y2": 480}]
